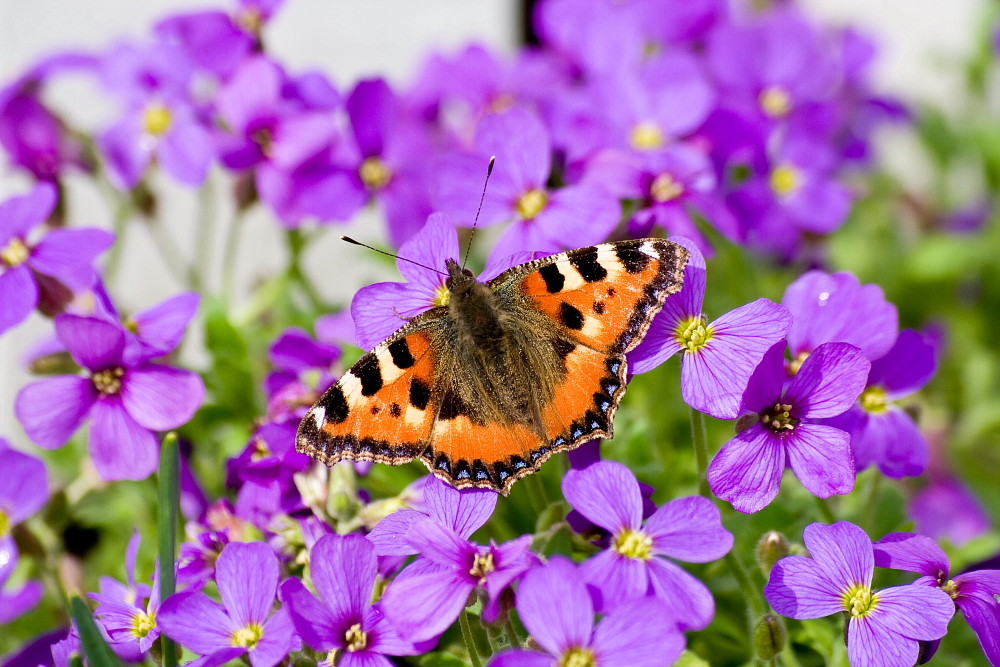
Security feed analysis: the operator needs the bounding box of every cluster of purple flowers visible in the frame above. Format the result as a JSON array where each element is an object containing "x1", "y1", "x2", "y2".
[{"x1": 1, "y1": 0, "x2": 996, "y2": 666}]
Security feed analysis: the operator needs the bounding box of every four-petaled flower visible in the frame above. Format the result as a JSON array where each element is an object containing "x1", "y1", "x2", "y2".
[{"x1": 766, "y1": 522, "x2": 954, "y2": 667}]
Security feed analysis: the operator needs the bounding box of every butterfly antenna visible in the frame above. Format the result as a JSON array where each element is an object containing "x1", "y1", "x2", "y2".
[
  {"x1": 340, "y1": 236, "x2": 447, "y2": 277},
  {"x1": 462, "y1": 155, "x2": 495, "y2": 270}
]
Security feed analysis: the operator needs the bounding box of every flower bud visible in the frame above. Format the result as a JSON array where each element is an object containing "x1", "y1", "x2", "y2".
[
  {"x1": 753, "y1": 614, "x2": 786, "y2": 659},
  {"x1": 756, "y1": 530, "x2": 790, "y2": 573}
]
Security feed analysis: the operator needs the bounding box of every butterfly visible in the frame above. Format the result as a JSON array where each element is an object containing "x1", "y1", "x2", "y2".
[{"x1": 296, "y1": 239, "x2": 689, "y2": 495}]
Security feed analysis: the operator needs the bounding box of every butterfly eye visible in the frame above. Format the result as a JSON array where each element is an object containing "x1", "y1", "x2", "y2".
[{"x1": 462, "y1": 268, "x2": 474, "y2": 278}]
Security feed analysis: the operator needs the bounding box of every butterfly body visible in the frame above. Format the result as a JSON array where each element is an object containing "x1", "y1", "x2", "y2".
[{"x1": 297, "y1": 239, "x2": 688, "y2": 494}]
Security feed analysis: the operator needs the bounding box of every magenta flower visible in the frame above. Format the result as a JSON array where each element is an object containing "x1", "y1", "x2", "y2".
[
  {"x1": 488, "y1": 556, "x2": 685, "y2": 667},
  {"x1": 15, "y1": 314, "x2": 204, "y2": 481},
  {"x1": 874, "y1": 532, "x2": 1000, "y2": 665},
  {"x1": 783, "y1": 270, "x2": 899, "y2": 364},
  {"x1": 0, "y1": 439, "x2": 48, "y2": 623},
  {"x1": 93, "y1": 286, "x2": 201, "y2": 365},
  {"x1": 826, "y1": 329, "x2": 935, "y2": 478},
  {"x1": 629, "y1": 237, "x2": 791, "y2": 419},
  {"x1": 0, "y1": 183, "x2": 114, "y2": 335},
  {"x1": 281, "y1": 534, "x2": 420, "y2": 665},
  {"x1": 159, "y1": 542, "x2": 295, "y2": 667},
  {"x1": 563, "y1": 460, "x2": 733, "y2": 630},
  {"x1": 433, "y1": 107, "x2": 620, "y2": 260},
  {"x1": 265, "y1": 326, "x2": 341, "y2": 400},
  {"x1": 766, "y1": 522, "x2": 954, "y2": 667},
  {"x1": 707, "y1": 341, "x2": 869, "y2": 513},
  {"x1": 90, "y1": 531, "x2": 161, "y2": 661}
]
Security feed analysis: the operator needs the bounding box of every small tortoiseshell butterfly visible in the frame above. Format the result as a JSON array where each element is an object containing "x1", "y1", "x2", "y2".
[{"x1": 296, "y1": 239, "x2": 689, "y2": 495}]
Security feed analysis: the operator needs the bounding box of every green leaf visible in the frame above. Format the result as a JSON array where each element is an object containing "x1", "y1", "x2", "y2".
[{"x1": 70, "y1": 596, "x2": 123, "y2": 667}]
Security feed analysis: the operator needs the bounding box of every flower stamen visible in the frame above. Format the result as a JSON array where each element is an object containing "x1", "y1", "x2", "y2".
[
  {"x1": 345, "y1": 623, "x2": 368, "y2": 652},
  {"x1": 1, "y1": 237, "x2": 30, "y2": 268},
  {"x1": 469, "y1": 551, "x2": 495, "y2": 581},
  {"x1": 359, "y1": 156, "x2": 392, "y2": 191},
  {"x1": 759, "y1": 85, "x2": 792, "y2": 118},
  {"x1": 676, "y1": 316, "x2": 712, "y2": 352},
  {"x1": 92, "y1": 367, "x2": 125, "y2": 395},
  {"x1": 517, "y1": 188, "x2": 548, "y2": 220},
  {"x1": 131, "y1": 610, "x2": 155, "y2": 639},
  {"x1": 559, "y1": 646, "x2": 596, "y2": 667},
  {"x1": 231, "y1": 622, "x2": 264, "y2": 649},
  {"x1": 650, "y1": 173, "x2": 684, "y2": 203},
  {"x1": 859, "y1": 385, "x2": 888, "y2": 414},
  {"x1": 843, "y1": 584, "x2": 878, "y2": 618},
  {"x1": 143, "y1": 104, "x2": 173, "y2": 136},
  {"x1": 761, "y1": 403, "x2": 797, "y2": 432},
  {"x1": 630, "y1": 121, "x2": 665, "y2": 150},
  {"x1": 770, "y1": 164, "x2": 800, "y2": 197},
  {"x1": 614, "y1": 528, "x2": 653, "y2": 561}
]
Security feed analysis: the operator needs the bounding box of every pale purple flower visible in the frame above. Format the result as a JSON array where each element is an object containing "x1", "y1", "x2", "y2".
[
  {"x1": 159, "y1": 541, "x2": 295, "y2": 667},
  {"x1": 707, "y1": 341, "x2": 869, "y2": 513},
  {"x1": 15, "y1": 314, "x2": 205, "y2": 481},
  {"x1": 488, "y1": 556, "x2": 685, "y2": 667},
  {"x1": 909, "y1": 473, "x2": 991, "y2": 547},
  {"x1": 265, "y1": 326, "x2": 340, "y2": 399},
  {"x1": 1, "y1": 540, "x2": 44, "y2": 625},
  {"x1": 766, "y1": 522, "x2": 954, "y2": 667},
  {"x1": 177, "y1": 499, "x2": 254, "y2": 590},
  {"x1": 825, "y1": 329, "x2": 935, "y2": 478},
  {"x1": 0, "y1": 183, "x2": 114, "y2": 335},
  {"x1": 874, "y1": 532, "x2": 1000, "y2": 665},
  {"x1": 563, "y1": 460, "x2": 733, "y2": 630},
  {"x1": 281, "y1": 534, "x2": 421, "y2": 665},
  {"x1": 93, "y1": 285, "x2": 201, "y2": 365},
  {"x1": 0, "y1": 439, "x2": 48, "y2": 623},
  {"x1": 629, "y1": 236, "x2": 791, "y2": 418},
  {"x1": 433, "y1": 107, "x2": 620, "y2": 260},
  {"x1": 783, "y1": 270, "x2": 899, "y2": 364}
]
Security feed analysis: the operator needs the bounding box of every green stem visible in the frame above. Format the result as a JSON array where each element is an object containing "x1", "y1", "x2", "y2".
[
  {"x1": 286, "y1": 228, "x2": 325, "y2": 312},
  {"x1": 459, "y1": 611, "x2": 484, "y2": 667},
  {"x1": 103, "y1": 195, "x2": 133, "y2": 285},
  {"x1": 725, "y1": 551, "x2": 765, "y2": 618},
  {"x1": 814, "y1": 496, "x2": 838, "y2": 524},
  {"x1": 689, "y1": 407, "x2": 711, "y2": 496},
  {"x1": 190, "y1": 176, "x2": 217, "y2": 292},
  {"x1": 221, "y1": 208, "x2": 246, "y2": 305},
  {"x1": 158, "y1": 433, "x2": 180, "y2": 667},
  {"x1": 861, "y1": 473, "x2": 882, "y2": 533},
  {"x1": 71, "y1": 596, "x2": 123, "y2": 666},
  {"x1": 525, "y1": 472, "x2": 550, "y2": 514},
  {"x1": 503, "y1": 614, "x2": 521, "y2": 648}
]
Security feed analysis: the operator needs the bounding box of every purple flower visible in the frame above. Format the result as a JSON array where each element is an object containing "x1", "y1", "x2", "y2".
[
  {"x1": 229, "y1": 422, "x2": 311, "y2": 530},
  {"x1": 93, "y1": 286, "x2": 201, "y2": 365},
  {"x1": 488, "y1": 556, "x2": 685, "y2": 667},
  {"x1": 0, "y1": 183, "x2": 114, "y2": 335},
  {"x1": 909, "y1": 473, "x2": 991, "y2": 547},
  {"x1": 368, "y1": 474, "x2": 497, "y2": 558},
  {"x1": 90, "y1": 531, "x2": 161, "y2": 661},
  {"x1": 0, "y1": 439, "x2": 48, "y2": 623},
  {"x1": 563, "y1": 460, "x2": 733, "y2": 630},
  {"x1": 825, "y1": 330, "x2": 935, "y2": 478},
  {"x1": 177, "y1": 499, "x2": 254, "y2": 590},
  {"x1": 707, "y1": 341, "x2": 869, "y2": 513},
  {"x1": 433, "y1": 107, "x2": 620, "y2": 260},
  {"x1": 281, "y1": 534, "x2": 420, "y2": 665},
  {"x1": 159, "y1": 541, "x2": 295, "y2": 667},
  {"x1": 380, "y1": 517, "x2": 536, "y2": 642},
  {"x1": 874, "y1": 532, "x2": 1000, "y2": 664},
  {"x1": 629, "y1": 237, "x2": 791, "y2": 418},
  {"x1": 264, "y1": 326, "x2": 340, "y2": 402},
  {"x1": 766, "y1": 522, "x2": 954, "y2": 667},
  {"x1": 783, "y1": 270, "x2": 899, "y2": 365},
  {"x1": 15, "y1": 314, "x2": 204, "y2": 481}
]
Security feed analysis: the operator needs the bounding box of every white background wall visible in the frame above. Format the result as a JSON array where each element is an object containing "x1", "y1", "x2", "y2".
[{"x1": 0, "y1": 0, "x2": 988, "y2": 447}]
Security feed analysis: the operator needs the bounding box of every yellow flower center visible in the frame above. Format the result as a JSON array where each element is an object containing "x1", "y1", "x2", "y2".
[
  {"x1": 787, "y1": 350, "x2": 810, "y2": 376},
  {"x1": 1, "y1": 237, "x2": 30, "y2": 268},
  {"x1": 943, "y1": 579, "x2": 959, "y2": 599},
  {"x1": 516, "y1": 188, "x2": 549, "y2": 220},
  {"x1": 231, "y1": 623, "x2": 264, "y2": 649},
  {"x1": 676, "y1": 316, "x2": 712, "y2": 352},
  {"x1": 359, "y1": 156, "x2": 392, "y2": 191},
  {"x1": 132, "y1": 610, "x2": 155, "y2": 639},
  {"x1": 143, "y1": 104, "x2": 173, "y2": 136},
  {"x1": 649, "y1": 172, "x2": 684, "y2": 203},
  {"x1": 235, "y1": 7, "x2": 264, "y2": 34},
  {"x1": 843, "y1": 584, "x2": 878, "y2": 618},
  {"x1": 345, "y1": 623, "x2": 368, "y2": 652},
  {"x1": 770, "y1": 164, "x2": 800, "y2": 197},
  {"x1": 761, "y1": 403, "x2": 797, "y2": 432},
  {"x1": 0, "y1": 510, "x2": 10, "y2": 538},
  {"x1": 859, "y1": 385, "x2": 888, "y2": 414},
  {"x1": 630, "y1": 121, "x2": 665, "y2": 150},
  {"x1": 614, "y1": 528, "x2": 653, "y2": 561},
  {"x1": 759, "y1": 85, "x2": 792, "y2": 118},
  {"x1": 251, "y1": 437, "x2": 272, "y2": 462},
  {"x1": 434, "y1": 282, "x2": 451, "y2": 307},
  {"x1": 92, "y1": 367, "x2": 125, "y2": 395},
  {"x1": 488, "y1": 93, "x2": 516, "y2": 113},
  {"x1": 559, "y1": 646, "x2": 596, "y2": 667},
  {"x1": 469, "y1": 551, "x2": 496, "y2": 581}
]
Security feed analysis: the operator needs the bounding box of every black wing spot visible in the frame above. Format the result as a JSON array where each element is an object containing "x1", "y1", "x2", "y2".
[
  {"x1": 472, "y1": 459, "x2": 492, "y2": 482},
  {"x1": 434, "y1": 454, "x2": 452, "y2": 475},
  {"x1": 388, "y1": 338, "x2": 415, "y2": 369},
  {"x1": 560, "y1": 302, "x2": 585, "y2": 330},
  {"x1": 510, "y1": 455, "x2": 529, "y2": 471},
  {"x1": 354, "y1": 354, "x2": 383, "y2": 396},
  {"x1": 571, "y1": 247, "x2": 608, "y2": 282},
  {"x1": 607, "y1": 358, "x2": 622, "y2": 376},
  {"x1": 539, "y1": 264, "x2": 565, "y2": 293},
  {"x1": 616, "y1": 244, "x2": 652, "y2": 274},
  {"x1": 602, "y1": 378, "x2": 621, "y2": 396},
  {"x1": 453, "y1": 459, "x2": 472, "y2": 480},
  {"x1": 370, "y1": 406, "x2": 381, "y2": 415},
  {"x1": 593, "y1": 301, "x2": 606, "y2": 314},
  {"x1": 493, "y1": 462, "x2": 513, "y2": 484},
  {"x1": 390, "y1": 403, "x2": 402, "y2": 417},
  {"x1": 594, "y1": 392, "x2": 612, "y2": 414},
  {"x1": 322, "y1": 385, "x2": 349, "y2": 424},
  {"x1": 409, "y1": 378, "x2": 431, "y2": 410},
  {"x1": 586, "y1": 410, "x2": 607, "y2": 432}
]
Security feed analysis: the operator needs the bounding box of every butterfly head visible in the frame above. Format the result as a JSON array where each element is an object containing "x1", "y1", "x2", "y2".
[{"x1": 444, "y1": 258, "x2": 478, "y2": 297}]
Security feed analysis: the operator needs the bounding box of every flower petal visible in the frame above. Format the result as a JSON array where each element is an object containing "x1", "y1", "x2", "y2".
[
  {"x1": 707, "y1": 424, "x2": 785, "y2": 514},
  {"x1": 591, "y1": 597, "x2": 685, "y2": 667},
  {"x1": 121, "y1": 364, "x2": 204, "y2": 430},
  {"x1": 738, "y1": 341, "x2": 787, "y2": 414},
  {"x1": 847, "y1": 614, "x2": 918, "y2": 667},
  {"x1": 279, "y1": 578, "x2": 341, "y2": 652},
  {"x1": 645, "y1": 558, "x2": 715, "y2": 631},
  {"x1": 803, "y1": 522, "x2": 873, "y2": 588},
  {"x1": 381, "y1": 569, "x2": 471, "y2": 643},
  {"x1": 872, "y1": 533, "x2": 949, "y2": 577},
  {"x1": 368, "y1": 509, "x2": 423, "y2": 557},
  {"x1": 960, "y1": 594, "x2": 1000, "y2": 665},
  {"x1": 765, "y1": 554, "x2": 845, "y2": 619},
  {"x1": 28, "y1": 228, "x2": 115, "y2": 291},
  {"x1": 159, "y1": 121, "x2": 213, "y2": 186},
  {"x1": 0, "y1": 448, "x2": 49, "y2": 522},
  {"x1": 785, "y1": 423, "x2": 856, "y2": 499},
  {"x1": 0, "y1": 182, "x2": 55, "y2": 241},
  {"x1": 423, "y1": 476, "x2": 497, "y2": 538},
  {"x1": 130, "y1": 292, "x2": 200, "y2": 360},
  {"x1": 89, "y1": 396, "x2": 159, "y2": 481},
  {"x1": 0, "y1": 266, "x2": 38, "y2": 334},
  {"x1": 158, "y1": 591, "x2": 239, "y2": 654},
  {"x1": 487, "y1": 649, "x2": 553, "y2": 667},
  {"x1": 15, "y1": 375, "x2": 95, "y2": 450},
  {"x1": 786, "y1": 342, "x2": 870, "y2": 418},
  {"x1": 310, "y1": 533, "x2": 377, "y2": 620},
  {"x1": 248, "y1": 608, "x2": 295, "y2": 667},
  {"x1": 405, "y1": 518, "x2": 473, "y2": 569},
  {"x1": 869, "y1": 329, "x2": 936, "y2": 397},
  {"x1": 55, "y1": 314, "x2": 125, "y2": 370},
  {"x1": 517, "y1": 557, "x2": 593, "y2": 656},
  {"x1": 562, "y1": 460, "x2": 642, "y2": 533},
  {"x1": 645, "y1": 496, "x2": 733, "y2": 563},
  {"x1": 350, "y1": 282, "x2": 419, "y2": 350},
  {"x1": 580, "y1": 548, "x2": 647, "y2": 613},
  {"x1": 868, "y1": 584, "x2": 954, "y2": 640},
  {"x1": 216, "y1": 542, "x2": 279, "y2": 627}
]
